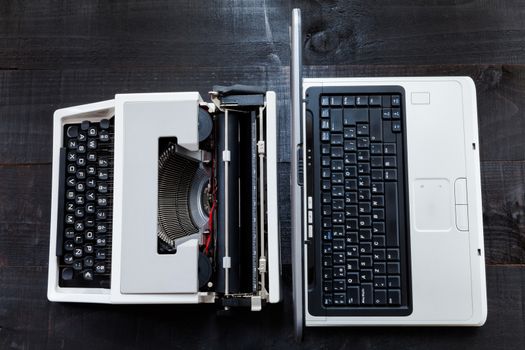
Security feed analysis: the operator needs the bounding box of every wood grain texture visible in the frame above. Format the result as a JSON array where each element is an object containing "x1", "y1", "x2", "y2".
[
  {"x1": 0, "y1": 266, "x2": 523, "y2": 350},
  {"x1": 2, "y1": 1, "x2": 525, "y2": 69}
]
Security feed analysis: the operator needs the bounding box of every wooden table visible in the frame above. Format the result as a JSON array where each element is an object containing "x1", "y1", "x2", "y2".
[{"x1": 1, "y1": 1, "x2": 524, "y2": 349}]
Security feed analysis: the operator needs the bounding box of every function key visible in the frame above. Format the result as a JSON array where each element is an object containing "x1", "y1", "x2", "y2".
[
  {"x1": 355, "y1": 96, "x2": 368, "y2": 106},
  {"x1": 391, "y1": 95, "x2": 401, "y2": 106},
  {"x1": 100, "y1": 119, "x2": 110, "y2": 129},
  {"x1": 66, "y1": 126, "x2": 79, "y2": 138},
  {"x1": 343, "y1": 96, "x2": 355, "y2": 106},
  {"x1": 369, "y1": 96, "x2": 382, "y2": 106},
  {"x1": 330, "y1": 96, "x2": 342, "y2": 106},
  {"x1": 81, "y1": 121, "x2": 90, "y2": 131},
  {"x1": 321, "y1": 96, "x2": 330, "y2": 106}
]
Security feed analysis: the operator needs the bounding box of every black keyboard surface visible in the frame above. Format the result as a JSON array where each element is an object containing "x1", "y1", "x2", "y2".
[
  {"x1": 305, "y1": 87, "x2": 411, "y2": 316},
  {"x1": 56, "y1": 118, "x2": 114, "y2": 288}
]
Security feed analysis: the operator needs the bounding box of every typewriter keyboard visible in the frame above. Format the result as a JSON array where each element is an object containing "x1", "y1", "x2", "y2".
[{"x1": 56, "y1": 118, "x2": 114, "y2": 288}]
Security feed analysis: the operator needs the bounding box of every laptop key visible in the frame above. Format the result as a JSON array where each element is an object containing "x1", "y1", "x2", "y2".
[
  {"x1": 361, "y1": 283, "x2": 373, "y2": 305},
  {"x1": 388, "y1": 290, "x2": 401, "y2": 305},
  {"x1": 374, "y1": 290, "x2": 387, "y2": 305},
  {"x1": 347, "y1": 286, "x2": 360, "y2": 305},
  {"x1": 334, "y1": 293, "x2": 346, "y2": 305}
]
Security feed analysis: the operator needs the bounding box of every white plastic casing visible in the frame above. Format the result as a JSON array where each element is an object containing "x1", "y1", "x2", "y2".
[
  {"x1": 302, "y1": 77, "x2": 487, "y2": 326},
  {"x1": 47, "y1": 91, "x2": 281, "y2": 305}
]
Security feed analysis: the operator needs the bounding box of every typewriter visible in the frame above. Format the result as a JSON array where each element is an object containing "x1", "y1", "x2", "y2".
[{"x1": 47, "y1": 86, "x2": 281, "y2": 310}]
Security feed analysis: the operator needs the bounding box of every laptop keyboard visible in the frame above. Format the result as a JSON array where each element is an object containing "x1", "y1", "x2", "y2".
[
  {"x1": 56, "y1": 118, "x2": 114, "y2": 288},
  {"x1": 305, "y1": 89, "x2": 411, "y2": 316}
]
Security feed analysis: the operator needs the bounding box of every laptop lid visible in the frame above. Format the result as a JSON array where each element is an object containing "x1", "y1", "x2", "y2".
[{"x1": 290, "y1": 8, "x2": 304, "y2": 341}]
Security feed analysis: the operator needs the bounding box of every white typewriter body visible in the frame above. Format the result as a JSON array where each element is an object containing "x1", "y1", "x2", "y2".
[{"x1": 48, "y1": 91, "x2": 281, "y2": 307}]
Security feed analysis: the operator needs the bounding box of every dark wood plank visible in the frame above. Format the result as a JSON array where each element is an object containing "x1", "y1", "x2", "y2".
[
  {"x1": 2, "y1": 1, "x2": 525, "y2": 69},
  {"x1": 2, "y1": 64, "x2": 525, "y2": 164},
  {"x1": 482, "y1": 161, "x2": 525, "y2": 264},
  {"x1": 0, "y1": 265, "x2": 523, "y2": 349},
  {"x1": 302, "y1": 1, "x2": 525, "y2": 66},
  {"x1": 0, "y1": 164, "x2": 51, "y2": 268}
]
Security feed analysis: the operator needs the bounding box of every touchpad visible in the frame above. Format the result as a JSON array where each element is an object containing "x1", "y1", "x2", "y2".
[{"x1": 414, "y1": 179, "x2": 453, "y2": 231}]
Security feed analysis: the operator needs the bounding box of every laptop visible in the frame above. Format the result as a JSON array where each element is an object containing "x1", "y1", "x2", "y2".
[{"x1": 290, "y1": 8, "x2": 487, "y2": 338}]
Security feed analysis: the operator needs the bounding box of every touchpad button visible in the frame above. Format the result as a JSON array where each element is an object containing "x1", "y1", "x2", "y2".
[{"x1": 414, "y1": 178, "x2": 452, "y2": 231}]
